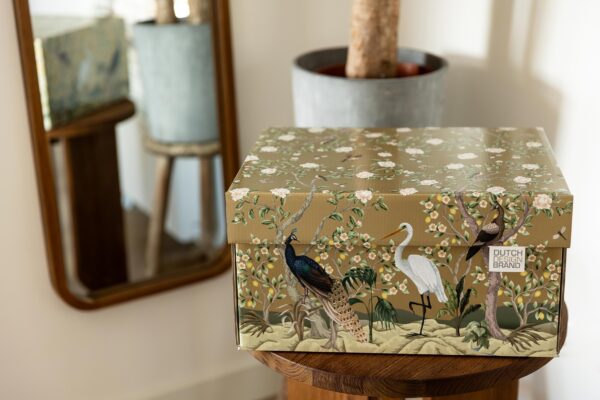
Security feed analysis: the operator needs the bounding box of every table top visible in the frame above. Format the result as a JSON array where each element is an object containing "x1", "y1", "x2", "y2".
[{"x1": 252, "y1": 307, "x2": 567, "y2": 398}]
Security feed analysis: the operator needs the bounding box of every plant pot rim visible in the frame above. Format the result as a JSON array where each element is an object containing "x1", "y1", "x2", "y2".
[{"x1": 293, "y1": 46, "x2": 448, "y2": 82}]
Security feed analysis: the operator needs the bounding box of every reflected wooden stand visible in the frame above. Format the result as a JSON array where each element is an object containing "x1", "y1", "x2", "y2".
[
  {"x1": 47, "y1": 100, "x2": 135, "y2": 291},
  {"x1": 253, "y1": 307, "x2": 567, "y2": 400},
  {"x1": 143, "y1": 136, "x2": 221, "y2": 277}
]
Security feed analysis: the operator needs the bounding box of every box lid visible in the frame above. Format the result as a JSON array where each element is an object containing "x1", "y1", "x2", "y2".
[{"x1": 226, "y1": 127, "x2": 572, "y2": 248}]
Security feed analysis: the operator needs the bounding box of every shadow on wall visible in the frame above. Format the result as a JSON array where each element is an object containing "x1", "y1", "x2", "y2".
[
  {"x1": 446, "y1": 2, "x2": 557, "y2": 399},
  {"x1": 444, "y1": 0, "x2": 562, "y2": 146}
]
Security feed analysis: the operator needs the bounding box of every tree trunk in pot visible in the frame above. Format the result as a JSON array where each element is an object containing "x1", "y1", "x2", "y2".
[
  {"x1": 346, "y1": 0, "x2": 400, "y2": 78},
  {"x1": 156, "y1": 0, "x2": 176, "y2": 24},
  {"x1": 188, "y1": 0, "x2": 211, "y2": 24}
]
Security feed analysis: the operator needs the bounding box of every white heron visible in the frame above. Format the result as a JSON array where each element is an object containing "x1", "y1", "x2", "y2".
[{"x1": 381, "y1": 222, "x2": 448, "y2": 336}]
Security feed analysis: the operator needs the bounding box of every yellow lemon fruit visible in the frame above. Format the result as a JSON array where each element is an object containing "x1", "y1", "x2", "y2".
[
  {"x1": 520, "y1": 271, "x2": 528, "y2": 277},
  {"x1": 497, "y1": 289, "x2": 503, "y2": 296},
  {"x1": 534, "y1": 290, "x2": 542, "y2": 298},
  {"x1": 451, "y1": 238, "x2": 457, "y2": 244},
  {"x1": 382, "y1": 292, "x2": 388, "y2": 299},
  {"x1": 247, "y1": 262, "x2": 253, "y2": 269},
  {"x1": 315, "y1": 256, "x2": 321, "y2": 262},
  {"x1": 268, "y1": 288, "x2": 274, "y2": 295},
  {"x1": 329, "y1": 240, "x2": 334, "y2": 245},
  {"x1": 379, "y1": 267, "x2": 384, "y2": 273},
  {"x1": 538, "y1": 312, "x2": 545, "y2": 320},
  {"x1": 543, "y1": 272, "x2": 550, "y2": 279},
  {"x1": 450, "y1": 208, "x2": 457, "y2": 215},
  {"x1": 267, "y1": 263, "x2": 274, "y2": 269},
  {"x1": 436, "y1": 194, "x2": 442, "y2": 201},
  {"x1": 252, "y1": 280, "x2": 259, "y2": 287},
  {"x1": 517, "y1": 296, "x2": 523, "y2": 304},
  {"x1": 340, "y1": 254, "x2": 346, "y2": 260},
  {"x1": 425, "y1": 217, "x2": 431, "y2": 223},
  {"x1": 246, "y1": 300, "x2": 252, "y2": 307}
]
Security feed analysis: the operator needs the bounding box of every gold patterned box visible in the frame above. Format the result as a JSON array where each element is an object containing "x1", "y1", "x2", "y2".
[
  {"x1": 226, "y1": 127, "x2": 572, "y2": 357},
  {"x1": 32, "y1": 16, "x2": 129, "y2": 130}
]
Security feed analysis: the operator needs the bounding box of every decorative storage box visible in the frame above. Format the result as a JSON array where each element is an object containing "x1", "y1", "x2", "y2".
[
  {"x1": 226, "y1": 127, "x2": 573, "y2": 357},
  {"x1": 32, "y1": 16, "x2": 129, "y2": 130}
]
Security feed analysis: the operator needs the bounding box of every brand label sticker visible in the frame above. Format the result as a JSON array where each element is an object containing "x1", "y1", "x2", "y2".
[{"x1": 488, "y1": 246, "x2": 526, "y2": 273}]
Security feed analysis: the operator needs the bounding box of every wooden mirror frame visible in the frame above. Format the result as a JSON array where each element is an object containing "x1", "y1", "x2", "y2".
[{"x1": 12, "y1": 0, "x2": 239, "y2": 309}]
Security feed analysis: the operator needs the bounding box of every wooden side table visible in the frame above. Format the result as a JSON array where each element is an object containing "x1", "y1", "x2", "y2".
[
  {"x1": 143, "y1": 136, "x2": 221, "y2": 277},
  {"x1": 253, "y1": 309, "x2": 567, "y2": 400}
]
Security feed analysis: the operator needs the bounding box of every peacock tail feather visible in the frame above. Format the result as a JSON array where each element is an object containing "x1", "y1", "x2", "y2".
[{"x1": 319, "y1": 280, "x2": 367, "y2": 343}]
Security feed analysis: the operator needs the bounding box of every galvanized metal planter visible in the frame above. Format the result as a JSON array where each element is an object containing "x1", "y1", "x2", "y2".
[
  {"x1": 292, "y1": 47, "x2": 448, "y2": 128},
  {"x1": 133, "y1": 21, "x2": 218, "y2": 143}
]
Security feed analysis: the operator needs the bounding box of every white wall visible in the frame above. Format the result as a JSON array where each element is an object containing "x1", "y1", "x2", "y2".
[{"x1": 2, "y1": 0, "x2": 599, "y2": 399}]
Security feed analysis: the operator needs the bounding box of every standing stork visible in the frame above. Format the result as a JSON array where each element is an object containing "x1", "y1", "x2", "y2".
[
  {"x1": 466, "y1": 203, "x2": 505, "y2": 261},
  {"x1": 381, "y1": 222, "x2": 448, "y2": 336}
]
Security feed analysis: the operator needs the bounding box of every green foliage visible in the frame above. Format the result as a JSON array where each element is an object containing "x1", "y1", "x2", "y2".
[
  {"x1": 240, "y1": 311, "x2": 272, "y2": 337},
  {"x1": 342, "y1": 267, "x2": 397, "y2": 342},
  {"x1": 436, "y1": 276, "x2": 481, "y2": 336},
  {"x1": 463, "y1": 320, "x2": 491, "y2": 351},
  {"x1": 342, "y1": 266, "x2": 377, "y2": 290}
]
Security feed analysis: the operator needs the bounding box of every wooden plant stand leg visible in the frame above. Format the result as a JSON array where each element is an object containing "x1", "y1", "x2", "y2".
[
  {"x1": 145, "y1": 155, "x2": 174, "y2": 277},
  {"x1": 423, "y1": 379, "x2": 519, "y2": 400},
  {"x1": 286, "y1": 377, "x2": 518, "y2": 400},
  {"x1": 63, "y1": 128, "x2": 128, "y2": 290},
  {"x1": 285, "y1": 379, "x2": 403, "y2": 400},
  {"x1": 198, "y1": 154, "x2": 216, "y2": 252}
]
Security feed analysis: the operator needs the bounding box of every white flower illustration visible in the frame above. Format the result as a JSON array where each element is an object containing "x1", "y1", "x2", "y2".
[
  {"x1": 420, "y1": 179, "x2": 438, "y2": 186},
  {"x1": 396, "y1": 127, "x2": 411, "y2": 132},
  {"x1": 365, "y1": 132, "x2": 383, "y2": 138},
  {"x1": 485, "y1": 147, "x2": 506, "y2": 153},
  {"x1": 426, "y1": 138, "x2": 444, "y2": 145},
  {"x1": 335, "y1": 146, "x2": 353, "y2": 153},
  {"x1": 261, "y1": 168, "x2": 277, "y2": 175},
  {"x1": 526, "y1": 141, "x2": 542, "y2": 148},
  {"x1": 378, "y1": 152, "x2": 392, "y2": 157},
  {"x1": 270, "y1": 188, "x2": 290, "y2": 198},
  {"x1": 229, "y1": 188, "x2": 249, "y2": 201},
  {"x1": 300, "y1": 162, "x2": 319, "y2": 169},
  {"x1": 486, "y1": 186, "x2": 506, "y2": 195},
  {"x1": 356, "y1": 171, "x2": 374, "y2": 179},
  {"x1": 355, "y1": 190, "x2": 373, "y2": 204},
  {"x1": 405, "y1": 148, "x2": 424, "y2": 155},
  {"x1": 378, "y1": 160, "x2": 396, "y2": 168},
  {"x1": 325, "y1": 265, "x2": 334, "y2": 275},
  {"x1": 522, "y1": 163, "x2": 540, "y2": 170},
  {"x1": 260, "y1": 146, "x2": 278, "y2": 152},
  {"x1": 514, "y1": 176, "x2": 531, "y2": 184},
  {"x1": 308, "y1": 127, "x2": 325, "y2": 133},
  {"x1": 399, "y1": 188, "x2": 418, "y2": 196},
  {"x1": 533, "y1": 193, "x2": 552, "y2": 210},
  {"x1": 458, "y1": 153, "x2": 478, "y2": 160},
  {"x1": 278, "y1": 134, "x2": 296, "y2": 141},
  {"x1": 446, "y1": 163, "x2": 464, "y2": 170},
  {"x1": 245, "y1": 155, "x2": 258, "y2": 162}
]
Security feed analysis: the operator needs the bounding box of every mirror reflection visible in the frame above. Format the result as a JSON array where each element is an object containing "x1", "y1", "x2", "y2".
[{"x1": 29, "y1": 0, "x2": 227, "y2": 296}]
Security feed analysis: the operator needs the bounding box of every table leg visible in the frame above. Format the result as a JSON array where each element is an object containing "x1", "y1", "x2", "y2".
[
  {"x1": 63, "y1": 129, "x2": 128, "y2": 290},
  {"x1": 423, "y1": 379, "x2": 518, "y2": 400},
  {"x1": 145, "y1": 155, "x2": 173, "y2": 277},
  {"x1": 198, "y1": 155, "x2": 216, "y2": 252},
  {"x1": 285, "y1": 378, "x2": 403, "y2": 400}
]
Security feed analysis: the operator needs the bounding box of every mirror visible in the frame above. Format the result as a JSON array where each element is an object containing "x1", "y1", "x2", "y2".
[{"x1": 13, "y1": 0, "x2": 239, "y2": 308}]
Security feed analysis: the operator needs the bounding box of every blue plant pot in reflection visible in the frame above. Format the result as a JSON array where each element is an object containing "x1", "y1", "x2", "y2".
[{"x1": 133, "y1": 21, "x2": 218, "y2": 143}]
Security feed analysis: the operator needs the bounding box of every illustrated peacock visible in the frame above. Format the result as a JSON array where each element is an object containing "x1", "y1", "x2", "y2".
[
  {"x1": 466, "y1": 203, "x2": 505, "y2": 261},
  {"x1": 284, "y1": 231, "x2": 367, "y2": 343}
]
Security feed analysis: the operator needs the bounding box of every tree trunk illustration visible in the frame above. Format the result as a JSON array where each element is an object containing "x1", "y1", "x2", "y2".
[
  {"x1": 454, "y1": 192, "x2": 530, "y2": 340},
  {"x1": 346, "y1": 0, "x2": 400, "y2": 78},
  {"x1": 274, "y1": 177, "x2": 329, "y2": 339}
]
